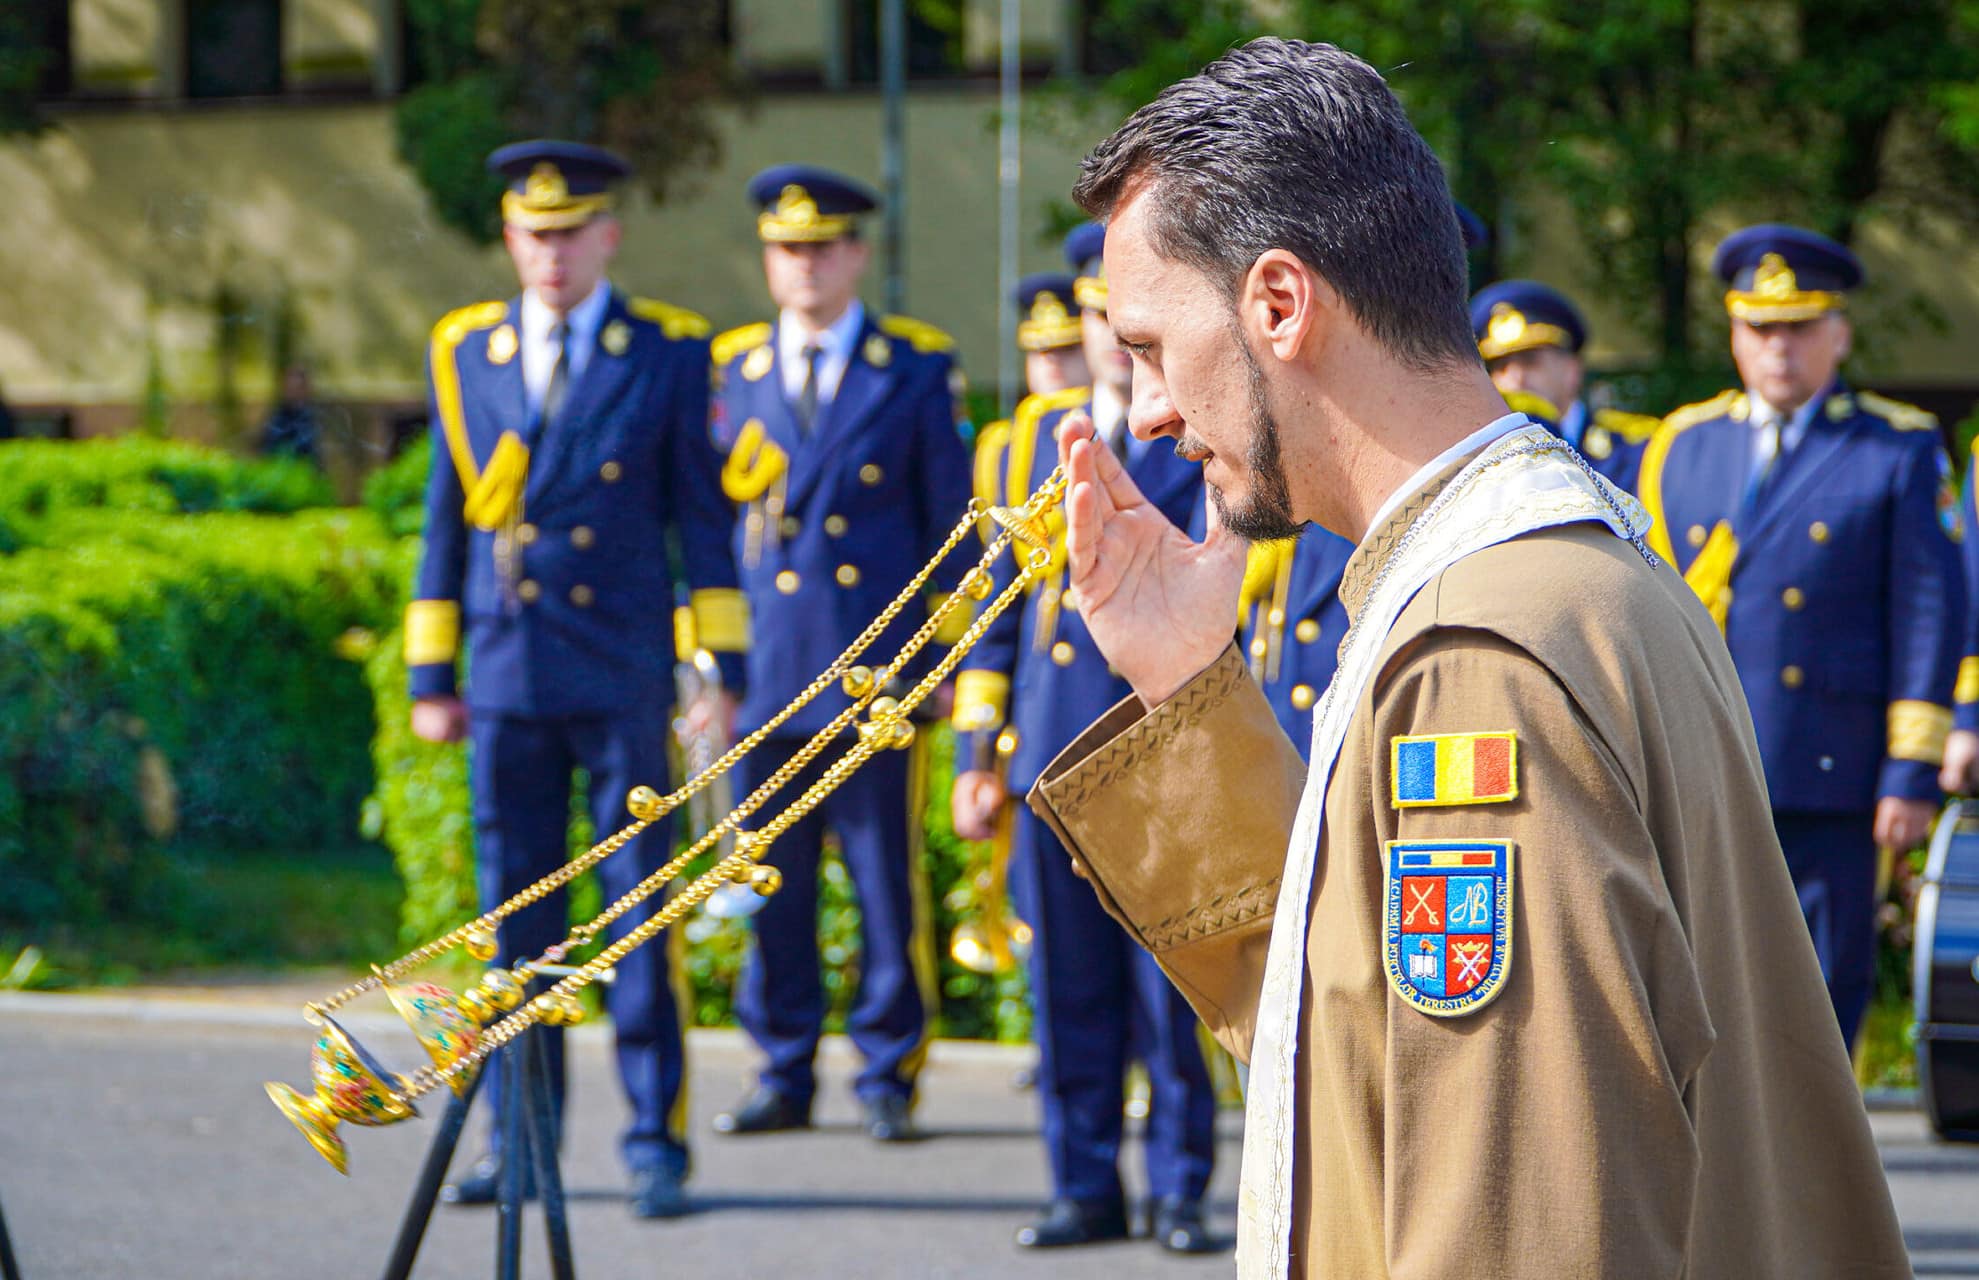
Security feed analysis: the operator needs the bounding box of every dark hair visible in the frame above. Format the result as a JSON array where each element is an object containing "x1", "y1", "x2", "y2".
[{"x1": 1074, "y1": 38, "x2": 1477, "y2": 372}]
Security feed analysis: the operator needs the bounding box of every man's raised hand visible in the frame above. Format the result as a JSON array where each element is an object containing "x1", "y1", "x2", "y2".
[{"x1": 1057, "y1": 412, "x2": 1247, "y2": 706}]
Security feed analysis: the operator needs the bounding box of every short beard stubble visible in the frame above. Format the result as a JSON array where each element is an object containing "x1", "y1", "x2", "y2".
[{"x1": 1201, "y1": 328, "x2": 1301, "y2": 542}]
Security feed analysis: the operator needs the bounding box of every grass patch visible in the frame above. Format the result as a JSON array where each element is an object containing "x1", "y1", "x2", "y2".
[
  {"x1": 2, "y1": 844, "x2": 403, "y2": 986},
  {"x1": 1857, "y1": 994, "x2": 1918, "y2": 1090}
]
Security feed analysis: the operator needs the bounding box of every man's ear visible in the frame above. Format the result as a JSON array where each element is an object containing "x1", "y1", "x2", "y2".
[
  {"x1": 1245, "y1": 249, "x2": 1327, "y2": 362},
  {"x1": 1833, "y1": 314, "x2": 1854, "y2": 364}
]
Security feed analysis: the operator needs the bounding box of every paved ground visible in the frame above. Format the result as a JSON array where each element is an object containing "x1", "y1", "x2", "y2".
[{"x1": 1, "y1": 988, "x2": 1975, "y2": 1278}]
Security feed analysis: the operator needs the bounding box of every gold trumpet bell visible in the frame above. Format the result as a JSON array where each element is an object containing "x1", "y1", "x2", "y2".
[
  {"x1": 948, "y1": 920, "x2": 1003, "y2": 975},
  {"x1": 385, "y1": 980, "x2": 482, "y2": 1097},
  {"x1": 265, "y1": 1015, "x2": 418, "y2": 1174}
]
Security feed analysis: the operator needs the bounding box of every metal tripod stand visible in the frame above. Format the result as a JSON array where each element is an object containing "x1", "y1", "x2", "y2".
[{"x1": 380, "y1": 972, "x2": 582, "y2": 1280}]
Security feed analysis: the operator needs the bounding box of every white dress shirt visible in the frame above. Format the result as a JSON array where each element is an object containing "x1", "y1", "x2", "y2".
[
  {"x1": 778, "y1": 299, "x2": 867, "y2": 409},
  {"x1": 1747, "y1": 390, "x2": 1822, "y2": 477},
  {"x1": 520, "y1": 280, "x2": 611, "y2": 418},
  {"x1": 1091, "y1": 381, "x2": 1134, "y2": 461}
]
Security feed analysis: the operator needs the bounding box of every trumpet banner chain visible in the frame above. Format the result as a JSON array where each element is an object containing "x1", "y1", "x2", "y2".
[
  {"x1": 403, "y1": 512, "x2": 1056, "y2": 1105},
  {"x1": 307, "y1": 498, "x2": 990, "y2": 1020}
]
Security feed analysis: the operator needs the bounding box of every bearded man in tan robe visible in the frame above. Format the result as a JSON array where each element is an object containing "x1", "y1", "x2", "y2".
[{"x1": 1023, "y1": 36, "x2": 1911, "y2": 1280}]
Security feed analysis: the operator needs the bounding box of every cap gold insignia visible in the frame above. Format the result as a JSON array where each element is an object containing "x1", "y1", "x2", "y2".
[
  {"x1": 863, "y1": 333, "x2": 892, "y2": 367},
  {"x1": 742, "y1": 345, "x2": 774, "y2": 382},
  {"x1": 526, "y1": 163, "x2": 568, "y2": 208},
  {"x1": 487, "y1": 324, "x2": 518, "y2": 366},
  {"x1": 1754, "y1": 253, "x2": 1798, "y2": 300},
  {"x1": 1030, "y1": 292, "x2": 1070, "y2": 328},
  {"x1": 1487, "y1": 303, "x2": 1527, "y2": 348},
  {"x1": 777, "y1": 185, "x2": 820, "y2": 228},
  {"x1": 601, "y1": 319, "x2": 630, "y2": 356}
]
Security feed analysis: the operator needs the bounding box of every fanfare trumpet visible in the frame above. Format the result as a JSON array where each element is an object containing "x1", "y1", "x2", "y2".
[
  {"x1": 265, "y1": 469, "x2": 1070, "y2": 1172},
  {"x1": 948, "y1": 727, "x2": 1033, "y2": 975}
]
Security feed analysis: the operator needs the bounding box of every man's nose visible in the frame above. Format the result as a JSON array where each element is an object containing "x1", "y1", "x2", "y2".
[{"x1": 1130, "y1": 387, "x2": 1181, "y2": 441}]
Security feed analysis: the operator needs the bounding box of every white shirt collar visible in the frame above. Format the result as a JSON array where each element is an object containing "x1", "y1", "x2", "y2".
[
  {"x1": 521, "y1": 279, "x2": 611, "y2": 346},
  {"x1": 1091, "y1": 381, "x2": 1130, "y2": 447},
  {"x1": 1362, "y1": 412, "x2": 1528, "y2": 544},
  {"x1": 778, "y1": 300, "x2": 866, "y2": 404},
  {"x1": 519, "y1": 280, "x2": 611, "y2": 410}
]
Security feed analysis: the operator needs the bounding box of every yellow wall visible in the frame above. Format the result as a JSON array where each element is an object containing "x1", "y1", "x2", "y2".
[{"x1": 0, "y1": 93, "x2": 1096, "y2": 423}]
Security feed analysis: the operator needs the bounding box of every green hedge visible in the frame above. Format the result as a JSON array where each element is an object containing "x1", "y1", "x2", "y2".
[
  {"x1": 362, "y1": 434, "x2": 433, "y2": 539},
  {"x1": 364, "y1": 623, "x2": 1030, "y2": 1041},
  {"x1": 0, "y1": 492, "x2": 398, "y2": 933},
  {"x1": 0, "y1": 437, "x2": 333, "y2": 528}
]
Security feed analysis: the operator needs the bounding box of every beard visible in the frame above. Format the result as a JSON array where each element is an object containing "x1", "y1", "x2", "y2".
[{"x1": 1200, "y1": 331, "x2": 1301, "y2": 542}]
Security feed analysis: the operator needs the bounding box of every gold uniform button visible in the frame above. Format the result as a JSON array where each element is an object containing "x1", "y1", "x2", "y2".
[
  {"x1": 825, "y1": 515, "x2": 848, "y2": 537},
  {"x1": 835, "y1": 564, "x2": 861, "y2": 588},
  {"x1": 569, "y1": 584, "x2": 594, "y2": 607},
  {"x1": 775, "y1": 570, "x2": 801, "y2": 595},
  {"x1": 517, "y1": 579, "x2": 541, "y2": 603},
  {"x1": 859, "y1": 463, "x2": 884, "y2": 487},
  {"x1": 1782, "y1": 586, "x2": 1805, "y2": 610},
  {"x1": 1809, "y1": 521, "x2": 1830, "y2": 544},
  {"x1": 1051, "y1": 641, "x2": 1075, "y2": 666},
  {"x1": 1295, "y1": 619, "x2": 1320, "y2": 644},
  {"x1": 1687, "y1": 524, "x2": 1707, "y2": 549},
  {"x1": 600, "y1": 461, "x2": 623, "y2": 483},
  {"x1": 781, "y1": 517, "x2": 802, "y2": 539},
  {"x1": 1781, "y1": 665, "x2": 1804, "y2": 689},
  {"x1": 1250, "y1": 636, "x2": 1269, "y2": 660},
  {"x1": 515, "y1": 522, "x2": 539, "y2": 545},
  {"x1": 1290, "y1": 684, "x2": 1316, "y2": 711},
  {"x1": 570, "y1": 525, "x2": 595, "y2": 550}
]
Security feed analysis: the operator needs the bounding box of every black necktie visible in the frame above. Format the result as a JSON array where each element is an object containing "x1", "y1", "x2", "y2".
[
  {"x1": 796, "y1": 342, "x2": 823, "y2": 435},
  {"x1": 542, "y1": 321, "x2": 570, "y2": 428}
]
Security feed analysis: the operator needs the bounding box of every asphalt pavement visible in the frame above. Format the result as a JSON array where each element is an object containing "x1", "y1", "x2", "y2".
[{"x1": 0, "y1": 989, "x2": 1973, "y2": 1278}]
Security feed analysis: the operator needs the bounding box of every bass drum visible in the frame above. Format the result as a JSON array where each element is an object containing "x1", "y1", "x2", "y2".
[{"x1": 1915, "y1": 800, "x2": 1979, "y2": 1142}]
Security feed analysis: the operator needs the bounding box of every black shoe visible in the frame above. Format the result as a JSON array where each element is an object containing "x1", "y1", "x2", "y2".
[
  {"x1": 441, "y1": 1155, "x2": 536, "y2": 1207},
  {"x1": 711, "y1": 1087, "x2": 811, "y2": 1136},
  {"x1": 863, "y1": 1094, "x2": 920, "y2": 1143},
  {"x1": 1014, "y1": 1198, "x2": 1130, "y2": 1249},
  {"x1": 629, "y1": 1165, "x2": 690, "y2": 1220},
  {"x1": 1150, "y1": 1196, "x2": 1218, "y2": 1254}
]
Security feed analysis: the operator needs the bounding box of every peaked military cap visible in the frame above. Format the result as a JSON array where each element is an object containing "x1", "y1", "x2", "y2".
[
  {"x1": 1064, "y1": 222, "x2": 1108, "y2": 312},
  {"x1": 747, "y1": 165, "x2": 878, "y2": 243},
  {"x1": 1715, "y1": 223, "x2": 1863, "y2": 324},
  {"x1": 487, "y1": 140, "x2": 631, "y2": 231},
  {"x1": 1471, "y1": 280, "x2": 1587, "y2": 361},
  {"x1": 1455, "y1": 202, "x2": 1489, "y2": 252},
  {"x1": 1016, "y1": 272, "x2": 1082, "y2": 352}
]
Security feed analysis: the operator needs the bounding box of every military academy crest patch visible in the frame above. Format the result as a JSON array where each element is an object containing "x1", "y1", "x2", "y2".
[{"x1": 1383, "y1": 839, "x2": 1515, "y2": 1016}]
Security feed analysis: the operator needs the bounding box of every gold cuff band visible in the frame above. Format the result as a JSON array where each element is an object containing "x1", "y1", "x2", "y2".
[
  {"x1": 405, "y1": 600, "x2": 462, "y2": 667},
  {"x1": 1889, "y1": 699, "x2": 1954, "y2": 764}
]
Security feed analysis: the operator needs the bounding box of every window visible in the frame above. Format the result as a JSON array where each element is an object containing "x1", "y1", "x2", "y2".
[
  {"x1": 13, "y1": 0, "x2": 72, "y2": 100},
  {"x1": 186, "y1": 0, "x2": 283, "y2": 99},
  {"x1": 843, "y1": 0, "x2": 965, "y2": 84}
]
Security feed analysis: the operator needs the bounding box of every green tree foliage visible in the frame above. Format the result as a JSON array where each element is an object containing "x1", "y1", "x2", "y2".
[
  {"x1": 397, "y1": 0, "x2": 733, "y2": 244},
  {"x1": 0, "y1": 1, "x2": 60, "y2": 135},
  {"x1": 1075, "y1": 1, "x2": 1979, "y2": 386}
]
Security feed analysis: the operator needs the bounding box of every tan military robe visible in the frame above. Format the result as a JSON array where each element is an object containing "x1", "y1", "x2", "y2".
[{"x1": 1029, "y1": 459, "x2": 1910, "y2": 1278}]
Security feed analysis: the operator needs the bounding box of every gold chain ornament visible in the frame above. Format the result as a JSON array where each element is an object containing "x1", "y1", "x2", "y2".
[{"x1": 266, "y1": 470, "x2": 1068, "y2": 1172}]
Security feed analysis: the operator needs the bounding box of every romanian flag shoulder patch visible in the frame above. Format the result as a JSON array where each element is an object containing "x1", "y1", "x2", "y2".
[{"x1": 1390, "y1": 731, "x2": 1518, "y2": 808}]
